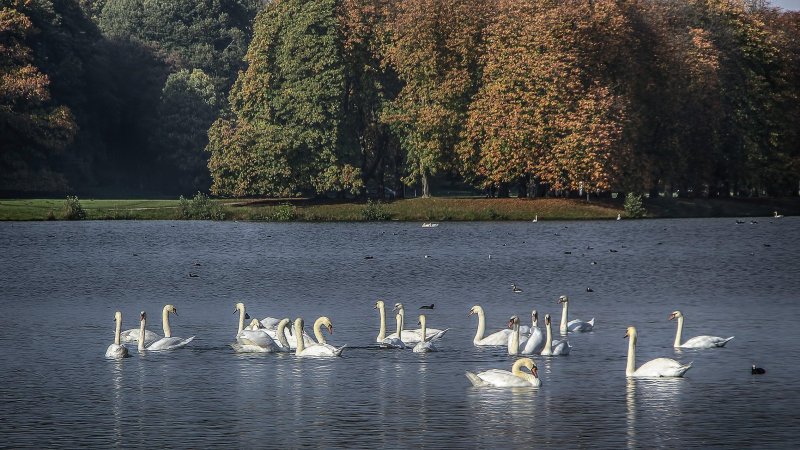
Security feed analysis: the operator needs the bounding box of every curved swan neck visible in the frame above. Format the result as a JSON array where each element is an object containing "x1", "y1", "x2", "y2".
[
  {"x1": 138, "y1": 316, "x2": 146, "y2": 352},
  {"x1": 473, "y1": 307, "x2": 486, "y2": 344},
  {"x1": 276, "y1": 319, "x2": 290, "y2": 349},
  {"x1": 543, "y1": 320, "x2": 553, "y2": 354},
  {"x1": 114, "y1": 314, "x2": 122, "y2": 345},
  {"x1": 294, "y1": 319, "x2": 305, "y2": 353},
  {"x1": 237, "y1": 305, "x2": 245, "y2": 334},
  {"x1": 673, "y1": 316, "x2": 684, "y2": 347},
  {"x1": 314, "y1": 317, "x2": 326, "y2": 344},
  {"x1": 377, "y1": 303, "x2": 386, "y2": 341},
  {"x1": 162, "y1": 305, "x2": 172, "y2": 338},
  {"x1": 560, "y1": 301, "x2": 568, "y2": 335},
  {"x1": 626, "y1": 332, "x2": 637, "y2": 376}
]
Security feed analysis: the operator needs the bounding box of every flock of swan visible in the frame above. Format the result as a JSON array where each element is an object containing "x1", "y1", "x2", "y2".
[{"x1": 106, "y1": 296, "x2": 734, "y2": 388}]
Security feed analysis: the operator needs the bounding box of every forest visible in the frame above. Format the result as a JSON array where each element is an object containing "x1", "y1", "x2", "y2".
[{"x1": 2, "y1": 0, "x2": 799, "y2": 199}]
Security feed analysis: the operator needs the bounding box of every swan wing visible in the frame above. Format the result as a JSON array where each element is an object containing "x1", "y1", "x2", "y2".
[
  {"x1": 237, "y1": 330, "x2": 277, "y2": 349},
  {"x1": 413, "y1": 341, "x2": 437, "y2": 353},
  {"x1": 298, "y1": 343, "x2": 345, "y2": 357},
  {"x1": 146, "y1": 336, "x2": 195, "y2": 351},
  {"x1": 519, "y1": 325, "x2": 531, "y2": 336},
  {"x1": 521, "y1": 328, "x2": 544, "y2": 354},
  {"x1": 425, "y1": 328, "x2": 450, "y2": 342},
  {"x1": 380, "y1": 337, "x2": 405, "y2": 349},
  {"x1": 552, "y1": 339, "x2": 571, "y2": 355},
  {"x1": 567, "y1": 318, "x2": 594, "y2": 332},
  {"x1": 120, "y1": 328, "x2": 160, "y2": 345},
  {"x1": 476, "y1": 329, "x2": 513, "y2": 346},
  {"x1": 633, "y1": 358, "x2": 692, "y2": 377},
  {"x1": 680, "y1": 335, "x2": 734, "y2": 348},
  {"x1": 259, "y1": 317, "x2": 281, "y2": 330},
  {"x1": 471, "y1": 369, "x2": 532, "y2": 387},
  {"x1": 105, "y1": 343, "x2": 129, "y2": 358}
]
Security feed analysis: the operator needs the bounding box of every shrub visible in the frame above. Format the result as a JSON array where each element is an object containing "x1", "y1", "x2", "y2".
[
  {"x1": 62, "y1": 196, "x2": 86, "y2": 220},
  {"x1": 178, "y1": 192, "x2": 225, "y2": 220},
  {"x1": 361, "y1": 200, "x2": 391, "y2": 221},
  {"x1": 270, "y1": 203, "x2": 297, "y2": 221},
  {"x1": 624, "y1": 192, "x2": 646, "y2": 218}
]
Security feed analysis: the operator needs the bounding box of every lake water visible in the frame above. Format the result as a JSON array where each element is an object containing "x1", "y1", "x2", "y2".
[{"x1": 0, "y1": 218, "x2": 798, "y2": 448}]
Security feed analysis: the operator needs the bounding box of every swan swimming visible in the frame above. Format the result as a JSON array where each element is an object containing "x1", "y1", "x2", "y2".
[
  {"x1": 520, "y1": 310, "x2": 544, "y2": 353},
  {"x1": 293, "y1": 318, "x2": 345, "y2": 357},
  {"x1": 231, "y1": 319, "x2": 282, "y2": 353},
  {"x1": 380, "y1": 313, "x2": 406, "y2": 349},
  {"x1": 625, "y1": 326, "x2": 692, "y2": 377},
  {"x1": 541, "y1": 314, "x2": 570, "y2": 356},
  {"x1": 412, "y1": 315, "x2": 439, "y2": 353},
  {"x1": 105, "y1": 311, "x2": 130, "y2": 358},
  {"x1": 669, "y1": 310, "x2": 734, "y2": 348},
  {"x1": 137, "y1": 311, "x2": 195, "y2": 352},
  {"x1": 469, "y1": 305, "x2": 512, "y2": 346},
  {"x1": 393, "y1": 303, "x2": 445, "y2": 343},
  {"x1": 120, "y1": 305, "x2": 168, "y2": 345},
  {"x1": 557, "y1": 295, "x2": 595, "y2": 334},
  {"x1": 466, "y1": 358, "x2": 541, "y2": 387}
]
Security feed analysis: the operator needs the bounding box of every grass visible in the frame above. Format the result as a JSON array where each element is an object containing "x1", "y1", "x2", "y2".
[{"x1": 0, "y1": 196, "x2": 797, "y2": 221}]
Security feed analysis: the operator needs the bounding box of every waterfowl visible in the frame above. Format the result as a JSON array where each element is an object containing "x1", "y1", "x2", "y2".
[
  {"x1": 105, "y1": 311, "x2": 130, "y2": 359},
  {"x1": 557, "y1": 296, "x2": 594, "y2": 334},
  {"x1": 625, "y1": 327, "x2": 691, "y2": 377},
  {"x1": 669, "y1": 310, "x2": 734, "y2": 348},
  {"x1": 751, "y1": 364, "x2": 766, "y2": 375},
  {"x1": 469, "y1": 305, "x2": 512, "y2": 346},
  {"x1": 465, "y1": 358, "x2": 541, "y2": 387}
]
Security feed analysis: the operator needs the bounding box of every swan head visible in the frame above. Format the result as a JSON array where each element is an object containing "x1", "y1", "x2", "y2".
[
  {"x1": 557, "y1": 295, "x2": 569, "y2": 304},
  {"x1": 468, "y1": 305, "x2": 483, "y2": 317},
  {"x1": 165, "y1": 304, "x2": 178, "y2": 316},
  {"x1": 234, "y1": 302, "x2": 245, "y2": 314},
  {"x1": 374, "y1": 300, "x2": 385, "y2": 310},
  {"x1": 318, "y1": 317, "x2": 334, "y2": 334},
  {"x1": 114, "y1": 311, "x2": 122, "y2": 323},
  {"x1": 393, "y1": 302, "x2": 404, "y2": 312},
  {"x1": 624, "y1": 326, "x2": 637, "y2": 339},
  {"x1": 544, "y1": 314, "x2": 551, "y2": 326},
  {"x1": 140, "y1": 311, "x2": 147, "y2": 321},
  {"x1": 277, "y1": 318, "x2": 291, "y2": 329},
  {"x1": 513, "y1": 357, "x2": 538, "y2": 378},
  {"x1": 668, "y1": 310, "x2": 683, "y2": 321},
  {"x1": 508, "y1": 315, "x2": 519, "y2": 328}
]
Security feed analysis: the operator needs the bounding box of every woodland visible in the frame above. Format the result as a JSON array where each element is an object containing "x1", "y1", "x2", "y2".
[{"x1": 2, "y1": 0, "x2": 799, "y2": 199}]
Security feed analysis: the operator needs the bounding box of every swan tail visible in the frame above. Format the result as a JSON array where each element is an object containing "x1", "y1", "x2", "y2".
[
  {"x1": 588, "y1": 318, "x2": 596, "y2": 327},
  {"x1": 426, "y1": 328, "x2": 450, "y2": 342},
  {"x1": 334, "y1": 344, "x2": 347, "y2": 357},
  {"x1": 465, "y1": 371, "x2": 487, "y2": 387},
  {"x1": 719, "y1": 336, "x2": 734, "y2": 347},
  {"x1": 677, "y1": 361, "x2": 693, "y2": 377}
]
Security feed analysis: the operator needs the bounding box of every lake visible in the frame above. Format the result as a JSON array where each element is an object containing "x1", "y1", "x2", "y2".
[{"x1": 0, "y1": 218, "x2": 797, "y2": 448}]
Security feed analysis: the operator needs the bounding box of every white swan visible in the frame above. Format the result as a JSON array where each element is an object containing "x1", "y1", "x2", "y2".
[
  {"x1": 105, "y1": 311, "x2": 130, "y2": 358},
  {"x1": 413, "y1": 315, "x2": 439, "y2": 353},
  {"x1": 231, "y1": 319, "x2": 281, "y2": 353},
  {"x1": 521, "y1": 310, "x2": 544, "y2": 354},
  {"x1": 137, "y1": 311, "x2": 194, "y2": 352},
  {"x1": 558, "y1": 295, "x2": 595, "y2": 334},
  {"x1": 293, "y1": 318, "x2": 345, "y2": 357},
  {"x1": 393, "y1": 303, "x2": 445, "y2": 344},
  {"x1": 308, "y1": 316, "x2": 346, "y2": 354},
  {"x1": 380, "y1": 313, "x2": 406, "y2": 349},
  {"x1": 466, "y1": 358, "x2": 541, "y2": 387},
  {"x1": 507, "y1": 316, "x2": 528, "y2": 355},
  {"x1": 470, "y1": 305, "x2": 512, "y2": 346},
  {"x1": 120, "y1": 305, "x2": 170, "y2": 345},
  {"x1": 541, "y1": 314, "x2": 570, "y2": 356},
  {"x1": 669, "y1": 310, "x2": 734, "y2": 348},
  {"x1": 625, "y1": 326, "x2": 692, "y2": 377}
]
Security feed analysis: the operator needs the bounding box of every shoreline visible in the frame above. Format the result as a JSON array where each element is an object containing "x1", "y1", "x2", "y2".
[{"x1": 0, "y1": 197, "x2": 797, "y2": 222}]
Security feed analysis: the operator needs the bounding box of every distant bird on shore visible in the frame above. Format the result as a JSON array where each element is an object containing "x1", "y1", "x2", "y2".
[
  {"x1": 736, "y1": 220, "x2": 745, "y2": 224},
  {"x1": 752, "y1": 364, "x2": 766, "y2": 375},
  {"x1": 511, "y1": 284, "x2": 523, "y2": 293},
  {"x1": 774, "y1": 211, "x2": 783, "y2": 218},
  {"x1": 617, "y1": 213, "x2": 621, "y2": 221},
  {"x1": 188, "y1": 273, "x2": 199, "y2": 278},
  {"x1": 532, "y1": 215, "x2": 538, "y2": 223},
  {"x1": 586, "y1": 287, "x2": 594, "y2": 292},
  {"x1": 420, "y1": 304, "x2": 435, "y2": 310}
]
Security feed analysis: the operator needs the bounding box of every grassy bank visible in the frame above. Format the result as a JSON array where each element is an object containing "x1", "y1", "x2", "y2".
[{"x1": 0, "y1": 196, "x2": 796, "y2": 221}]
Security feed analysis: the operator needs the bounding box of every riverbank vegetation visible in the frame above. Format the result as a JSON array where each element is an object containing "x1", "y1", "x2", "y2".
[{"x1": 2, "y1": 1, "x2": 800, "y2": 202}]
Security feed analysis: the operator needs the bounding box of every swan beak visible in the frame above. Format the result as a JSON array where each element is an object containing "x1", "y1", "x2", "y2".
[
  {"x1": 327, "y1": 325, "x2": 334, "y2": 334},
  {"x1": 532, "y1": 367, "x2": 538, "y2": 378},
  {"x1": 624, "y1": 331, "x2": 629, "y2": 338},
  {"x1": 173, "y1": 309, "x2": 178, "y2": 317}
]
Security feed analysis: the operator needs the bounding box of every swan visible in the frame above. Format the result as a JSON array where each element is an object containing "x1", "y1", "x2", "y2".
[
  {"x1": 532, "y1": 215, "x2": 538, "y2": 223},
  {"x1": 293, "y1": 318, "x2": 345, "y2": 357},
  {"x1": 105, "y1": 311, "x2": 130, "y2": 358},
  {"x1": 465, "y1": 358, "x2": 541, "y2": 387},
  {"x1": 235, "y1": 302, "x2": 281, "y2": 331},
  {"x1": 412, "y1": 315, "x2": 439, "y2": 353},
  {"x1": 774, "y1": 211, "x2": 783, "y2": 218},
  {"x1": 309, "y1": 316, "x2": 346, "y2": 354},
  {"x1": 520, "y1": 310, "x2": 544, "y2": 354},
  {"x1": 557, "y1": 295, "x2": 595, "y2": 334},
  {"x1": 625, "y1": 326, "x2": 692, "y2": 377},
  {"x1": 231, "y1": 319, "x2": 282, "y2": 353},
  {"x1": 469, "y1": 305, "x2": 512, "y2": 346},
  {"x1": 669, "y1": 310, "x2": 734, "y2": 348},
  {"x1": 541, "y1": 314, "x2": 570, "y2": 356},
  {"x1": 380, "y1": 313, "x2": 406, "y2": 349},
  {"x1": 120, "y1": 304, "x2": 170, "y2": 345},
  {"x1": 507, "y1": 316, "x2": 530, "y2": 355},
  {"x1": 393, "y1": 303, "x2": 445, "y2": 343},
  {"x1": 137, "y1": 311, "x2": 194, "y2": 352}
]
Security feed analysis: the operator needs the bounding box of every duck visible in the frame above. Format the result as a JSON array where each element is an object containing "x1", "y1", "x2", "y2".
[
  {"x1": 465, "y1": 358, "x2": 541, "y2": 387},
  {"x1": 511, "y1": 283, "x2": 523, "y2": 293},
  {"x1": 419, "y1": 304, "x2": 435, "y2": 310},
  {"x1": 105, "y1": 311, "x2": 130, "y2": 359},
  {"x1": 668, "y1": 310, "x2": 734, "y2": 348},
  {"x1": 625, "y1": 326, "x2": 692, "y2": 377}
]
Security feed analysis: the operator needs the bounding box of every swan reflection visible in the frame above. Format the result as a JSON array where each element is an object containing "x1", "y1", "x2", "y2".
[{"x1": 626, "y1": 377, "x2": 687, "y2": 449}]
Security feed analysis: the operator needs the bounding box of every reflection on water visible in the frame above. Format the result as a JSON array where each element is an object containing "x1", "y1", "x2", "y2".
[{"x1": 1, "y1": 219, "x2": 799, "y2": 447}]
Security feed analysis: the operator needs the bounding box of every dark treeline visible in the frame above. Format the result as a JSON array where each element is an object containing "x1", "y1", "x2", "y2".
[{"x1": 2, "y1": 0, "x2": 799, "y2": 199}]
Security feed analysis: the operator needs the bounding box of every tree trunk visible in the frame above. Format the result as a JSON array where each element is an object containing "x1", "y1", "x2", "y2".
[
  {"x1": 421, "y1": 172, "x2": 430, "y2": 198},
  {"x1": 517, "y1": 176, "x2": 529, "y2": 198}
]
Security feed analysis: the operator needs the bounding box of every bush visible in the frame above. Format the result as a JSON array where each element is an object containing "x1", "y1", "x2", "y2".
[
  {"x1": 178, "y1": 192, "x2": 225, "y2": 220},
  {"x1": 624, "y1": 192, "x2": 646, "y2": 218},
  {"x1": 361, "y1": 200, "x2": 391, "y2": 221},
  {"x1": 62, "y1": 196, "x2": 86, "y2": 220},
  {"x1": 270, "y1": 203, "x2": 296, "y2": 221}
]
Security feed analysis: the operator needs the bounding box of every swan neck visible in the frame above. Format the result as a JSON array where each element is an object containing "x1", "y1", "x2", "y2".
[
  {"x1": 395, "y1": 314, "x2": 403, "y2": 340},
  {"x1": 560, "y1": 301, "x2": 568, "y2": 335},
  {"x1": 543, "y1": 321, "x2": 553, "y2": 353},
  {"x1": 673, "y1": 316, "x2": 684, "y2": 347},
  {"x1": 314, "y1": 318, "x2": 325, "y2": 344},
  {"x1": 276, "y1": 320, "x2": 290, "y2": 349},
  {"x1": 474, "y1": 308, "x2": 486, "y2": 344},
  {"x1": 626, "y1": 334, "x2": 636, "y2": 376},
  {"x1": 294, "y1": 320, "x2": 305, "y2": 353},
  {"x1": 162, "y1": 306, "x2": 172, "y2": 338},
  {"x1": 420, "y1": 316, "x2": 427, "y2": 342},
  {"x1": 377, "y1": 304, "x2": 386, "y2": 341},
  {"x1": 509, "y1": 322, "x2": 519, "y2": 355},
  {"x1": 237, "y1": 307, "x2": 245, "y2": 334},
  {"x1": 114, "y1": 316, "x2": 122, "y2": 345},
  {"x1": 138, "y1": 317, "x2": 146, "y2": 352}
]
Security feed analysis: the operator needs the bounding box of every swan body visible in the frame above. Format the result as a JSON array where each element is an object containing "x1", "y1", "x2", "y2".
[
  {"x1": 558, "y1": 295, "x2": 594, "y2": 334},
  {"x1": 412, "y1": 315, "x2": 438, "y2": 353},
  {"x1": 137, "y1": 311, "x2": 194, "y2": 352},
  {"x1": 669, "y1": 310, "x2": 734, "y2": 348},
  {"x1": 122, "y1": 304, "x2": 177, "y2": 345},
  {"x1": 470, "y1": 305, "x2": 513, "y2": 346},
  {"x1": 521, "y1": 310, "x2": 544, "y2": 354},
  {"x1": 625, "y1": 326, "x2": 691, "y2": 377},
  {"x1": 381, "y1": 313, "x2": 406, "y2": 349},
  {"x1": 466, "y1": 358, "x2": 541, "y2": 387},
  {"x1": 507, "y1": 316, "x2": 529, "y2": 355},
  {"x1": 392, "y1": 303, "x2": 443, "y2": 344},
  {"x1": 309, "y1": 316, "x2": 345, "y2": 354},
  {"x1": 231, "y1": 319, "x2": 281, "y2": 353},
  {"x1": 105, "y1": 311, "x2": 130, "y2": 358},
  {"x1": 541, "y1": 314, "x2": 570, "y2": 356},
  {"x1": 294, "y1": 318, "x2": 345, "y2": 357}
]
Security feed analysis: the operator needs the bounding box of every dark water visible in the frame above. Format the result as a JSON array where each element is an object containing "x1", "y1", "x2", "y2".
[{"x1": 0, "y1": 218, "x2": 797, "y2": 448}]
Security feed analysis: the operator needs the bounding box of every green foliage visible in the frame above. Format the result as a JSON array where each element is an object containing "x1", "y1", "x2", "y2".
[
  {"x1": 269, "y1": 203, "x2": 297, "y2": 221},
  {"x1": 360, "y1": 200, "x2": 391, "y2": 221},
  {"x1": 624, "y1": 192, "x2": 646, "y2": 219},
  {"x1": 62, "y1": 196, "x2": 87, "y2": 220},
  {"x1": 178, "y1": 192, "x2": 225, "y2": 220}
]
